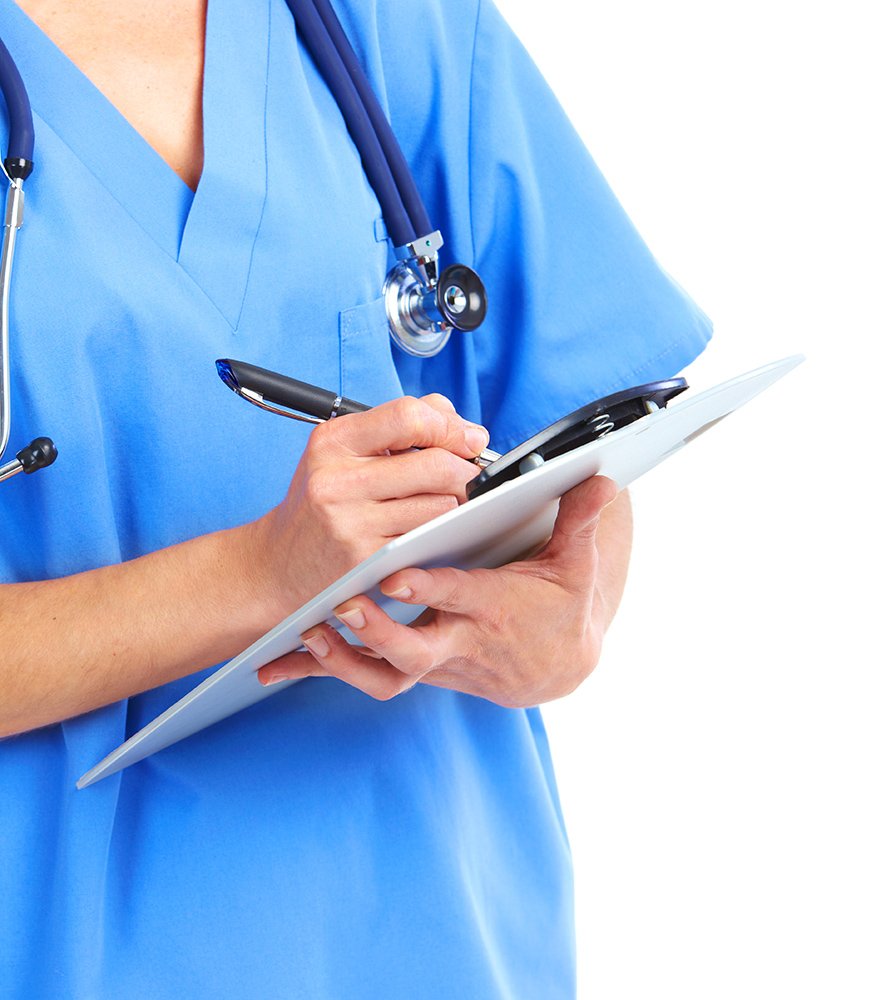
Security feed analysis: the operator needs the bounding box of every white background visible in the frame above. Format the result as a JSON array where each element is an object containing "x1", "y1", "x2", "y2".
[{"x1": 494, "y1": 0, "x2": 891, "y2": 996}]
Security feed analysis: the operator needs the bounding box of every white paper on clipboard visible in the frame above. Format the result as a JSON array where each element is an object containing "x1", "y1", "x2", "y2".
[{"x1": 78, "y1": 356, "x2": 803, "y2": 788}]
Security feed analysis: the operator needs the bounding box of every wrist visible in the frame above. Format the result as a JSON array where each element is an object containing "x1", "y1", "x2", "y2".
[{"x1": 217, "y1": 516, "x2": 286, "y2": 639}]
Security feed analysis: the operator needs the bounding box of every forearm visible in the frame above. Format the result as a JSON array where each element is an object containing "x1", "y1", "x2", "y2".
[
  {"x1": 594, "y1": 487, "x2": 633, "y2": 631},
  {"x1": 0, "y1": 520, "x2": 277, "y2": 737},
  {"x1": 0, "y1": 397, "x2": 487, "y2": 736}
]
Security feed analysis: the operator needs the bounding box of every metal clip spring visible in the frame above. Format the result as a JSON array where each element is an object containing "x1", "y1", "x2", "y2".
[{"x1": 589, "y1": 413, "x2": 615, "y2": 438}]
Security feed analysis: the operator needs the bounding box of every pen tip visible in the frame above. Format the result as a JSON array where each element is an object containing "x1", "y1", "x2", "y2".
[{"x1": 215, "y1": 359, "x2": 238, "y2": 392}]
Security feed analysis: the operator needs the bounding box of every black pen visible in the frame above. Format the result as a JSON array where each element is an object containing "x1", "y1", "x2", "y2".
[{"x1": 215, "y1": 359, "x2": 499, "y2": 466}]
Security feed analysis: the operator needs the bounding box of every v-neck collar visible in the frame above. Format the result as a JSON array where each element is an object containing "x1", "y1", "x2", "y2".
[{"x1": 0, "y1": 0, "x2": 270, "y2": 328}]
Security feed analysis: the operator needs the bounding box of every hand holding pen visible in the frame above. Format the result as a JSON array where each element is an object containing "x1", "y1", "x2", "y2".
[
  {"x1": 218, "y1": 359, "x2": 495, "y2": 615},
  {"x1": 216, "y1": 359, "x2": 499, "y2": 467}
]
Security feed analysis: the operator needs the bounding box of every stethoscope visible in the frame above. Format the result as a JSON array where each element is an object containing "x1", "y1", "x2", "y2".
[
  {"x1": 0, "y1": 34, "x2": 56, "y2": 483},
  {"x1": 0, "y1": 0, "x2": 488, "y2": 483}
]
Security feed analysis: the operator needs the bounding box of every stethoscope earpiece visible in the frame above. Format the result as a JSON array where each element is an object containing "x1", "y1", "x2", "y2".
[{"x1": 0, "y1": 435, "x2": 57, "y2": 483}]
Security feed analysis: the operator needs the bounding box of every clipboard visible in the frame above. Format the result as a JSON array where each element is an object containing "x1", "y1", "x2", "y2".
[{"x1": 78, "y1": 356, "x2": 803, "y2": 788}]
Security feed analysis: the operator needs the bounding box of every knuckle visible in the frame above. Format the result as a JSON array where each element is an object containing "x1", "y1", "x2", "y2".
[
  {"x1": 489, "y1": 672, "x2": 534, "y2": 709},
  {"x1": 420, "y1": 392, "x2": 456, "y2": 414},
  {"x1": 431, "y1": 495, "x2": 460, "y2": 518},
  {"x1": 550, "y1": 666, "x2": 588, "y2": 703},
  {"x1": 370, "y1": 678, "x2": 405, "y2": 702},
  {"x1": 344, "y1": 463, "x2": 372, "y2": 495},
  {"x1": 439, "y1": 588, "x2": 461, "y2": 613},
  {"x1": 303, "y1": 467, "x2": 337, "y2": 507},
  {"x1": 448, "y1": 450, "x2": 477, "y2": 485},
  {"x1": 565, "y1": 670, "x2": 588, "y2": 696},
  {"x1": 401, "y1": 650, "x2": 432, "y2": 679},
  {"x1": 581, "y1": 631, "x2": 603, "y2": 675},
  {"x1": 395, "y1": 395, "x2": 424, "y2": 430},
  {"x1": 424, "y1": 447, "x2": 461, "y2": 485},
  {"x1": 437, "y1": 569, "x2": 466, "y2": 611},
  {"x1": 506, "y1": 674, "x2": 551, "y2": 709},
  {"x1": 306, "y1": 419, "x2": 336, "y2": 453}
]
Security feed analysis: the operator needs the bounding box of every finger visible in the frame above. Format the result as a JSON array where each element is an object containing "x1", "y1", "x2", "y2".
[
  {"x1": 380, "y1": 565, "x2": 487, "y2": 616},
  {"x1": 331, "y1": 595, "x2": 440, "y2": 678},
  {"x1": 371, "y1": 494, "x2": 460, "y2": 537},
  {"x1": 257, "y1": 650, "x2": 330, "y2": 686},
  {"x1": 358, "y1": 447, "x2": 479, "y2": 501},
  {"x1": 415, "y1": 665, "x2": 483, "y2": 700},
  {"x1": 544, "y1": 475, "x2": 617, "y2": 575},
  {"x1": 418, "y1": 392, "x2": 457, "y2": 415},
  {"x1": 321, "y1": 395, "x2": 489, "y2": 459},
  {"x1": 354, "y1": 645, "x2": 385, "y2": 659},
  {"x1": 300, "y1": 623, "x2": 419, "y2": 700}
]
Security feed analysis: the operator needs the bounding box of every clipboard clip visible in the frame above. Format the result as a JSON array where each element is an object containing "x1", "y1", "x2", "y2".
[{"x1": 466, "y1": 379, "x2": 688, "y2": 500}]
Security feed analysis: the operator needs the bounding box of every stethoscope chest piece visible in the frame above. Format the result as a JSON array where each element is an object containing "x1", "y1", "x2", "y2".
[{"x1": 383, "y1": 231, "x2": 487, "y2": 358}]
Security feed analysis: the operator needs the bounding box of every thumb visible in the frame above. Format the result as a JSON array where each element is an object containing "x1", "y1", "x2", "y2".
[{"x1": 545, "y1": 475, "x2": 618, "y2": 569}]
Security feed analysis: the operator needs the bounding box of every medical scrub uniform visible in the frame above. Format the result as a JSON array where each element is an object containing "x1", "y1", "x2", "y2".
[{"x1": 0, "y1": 0, "x2": 711, "y2": 996}]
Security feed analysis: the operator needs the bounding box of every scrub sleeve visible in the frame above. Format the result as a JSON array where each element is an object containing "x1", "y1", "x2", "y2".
[{"x1": 0, "y1": 1, "x2": 711, "y2": 998}]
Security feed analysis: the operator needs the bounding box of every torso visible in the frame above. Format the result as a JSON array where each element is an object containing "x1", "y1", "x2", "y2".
[
  {"x1": 0, "y1": 0, "x2": 706, "y2": 993},
  {"x1": 14, "y1": 0, "x2": 206, "y2": 189}
]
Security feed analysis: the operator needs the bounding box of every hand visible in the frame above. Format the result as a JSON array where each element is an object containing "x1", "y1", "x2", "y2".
[
  {"x1": 249, "y1": 395, "x2": 489, "y2": 619},
  {"x1": 257, "y1": 475, "x2": 623, "y2": 708}
]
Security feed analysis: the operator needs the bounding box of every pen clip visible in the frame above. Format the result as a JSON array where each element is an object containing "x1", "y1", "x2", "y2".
[{"x1": 236, "y1": 388, "x2": 325, "y2": 425}]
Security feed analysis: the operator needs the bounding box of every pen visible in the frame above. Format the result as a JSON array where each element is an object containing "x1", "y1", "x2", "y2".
[{"x1": 215, "y1": 358, "x2": 500, "y2": 467}]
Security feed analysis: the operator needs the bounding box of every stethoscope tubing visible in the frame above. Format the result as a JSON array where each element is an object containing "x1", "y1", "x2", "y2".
[
  {"x1": 308, "y1": 0, "x2": 432, "y2": 239},
  {"x1": 284, "y1": 0, "x2": 429, "y2": 248},
  {"x1": 0, "y1": 36, "x2": 33, "y2": 465},
  {"x1": 0, "y1": 37, "x2": 34, "y2": 164},
  {"x1": 0, "y1": 181, "x2": 22, "y2": 461}
]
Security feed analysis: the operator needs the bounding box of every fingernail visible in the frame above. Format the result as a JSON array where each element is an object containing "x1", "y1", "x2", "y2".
[
  {"x1": 381, "y1": 584, "x2": 413, "y2": 600},
  {"x1": 336, "y1": 607, "x2": 366, "y2": 630},
  {"x1": 464, "y1": 424, "x2": 489, "y2": 454},
  {"x1": 262, "y1": 672, "x2": 290, "y2": 686},
  {"x1": 303, "y1": 634, "x2": 330, "y2": 658}
]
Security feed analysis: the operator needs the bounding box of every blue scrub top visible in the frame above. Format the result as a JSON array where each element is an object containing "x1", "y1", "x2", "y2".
[{"x1": 0, "y1": 1, "x2": 711, "y2": 996}]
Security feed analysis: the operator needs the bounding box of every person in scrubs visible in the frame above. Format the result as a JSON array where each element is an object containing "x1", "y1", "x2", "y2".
[{"x1": 0, "y1": 1, "x2": 711, "y2": 996}]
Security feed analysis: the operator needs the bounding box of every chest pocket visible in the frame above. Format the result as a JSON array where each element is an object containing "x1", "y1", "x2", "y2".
[{"x1": 339, "y1": 296, "x2": 407, "y2": 406}]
